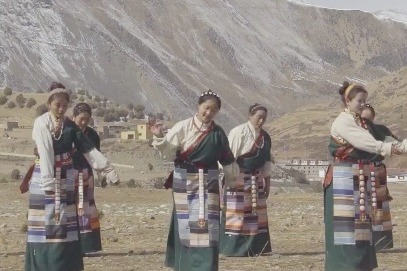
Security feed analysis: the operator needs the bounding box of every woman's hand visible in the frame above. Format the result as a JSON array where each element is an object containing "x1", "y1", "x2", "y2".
[{"x1": 391, "y1": 144, "x2": 402, "y2": 155}]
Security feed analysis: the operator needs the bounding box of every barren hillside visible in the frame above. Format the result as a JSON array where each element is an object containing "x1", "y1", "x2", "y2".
[{"x1": 1, "y1": 0, "x2": 407, "y2": 128}]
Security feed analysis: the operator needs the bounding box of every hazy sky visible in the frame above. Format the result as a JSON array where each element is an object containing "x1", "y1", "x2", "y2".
[{"x1": 289, "y1": 0, "x2": 407, "y2": 13}]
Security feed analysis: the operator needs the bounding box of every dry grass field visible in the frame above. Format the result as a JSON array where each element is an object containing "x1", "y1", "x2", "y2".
[{"x1": 1, "y1": 156, "x2": 407, "y2": 271}]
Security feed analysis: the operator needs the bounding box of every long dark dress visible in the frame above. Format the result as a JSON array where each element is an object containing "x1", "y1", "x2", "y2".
[
  {"x1": 364, "y1": 120, "x2": 395, "y2": 250},
  {"x1": 325, "y1": 138, "x2": 381, "y2": 271},
  {"x1": 163, "y1": 123, "x2": 235, "y2": 271},
  {"x1": 220, "y1": 129, "x2": 272, "y2": 256},
  {"x1": 25, "y1": 117, "x2": 95, "y2": 271},
  {"x1": 72, "y1": 126, "x2": 103, "y2": 253}
]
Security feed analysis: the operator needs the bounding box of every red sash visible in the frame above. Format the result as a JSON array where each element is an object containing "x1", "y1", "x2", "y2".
[
  {"x1": 164, "y1": 121, "x2": 214, "y2": 189},
  {"x1": 238, "y1": 131, "x2": 263, "y2": 160}
]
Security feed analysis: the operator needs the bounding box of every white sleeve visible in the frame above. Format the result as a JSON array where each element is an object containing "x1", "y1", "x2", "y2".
[
  {"x1": 151, "y1": 121, "x2": 184, "y2": 161},
  {"x1": 222, "y1": 162, "x2": 240, "y2": 188},
  {"x1": 393, "y1": 139, "x2": 407, "y2": 153},
  {"x1": 331, "y1": 115, "x2": 392, "y2": 157},
  {"x1": 228, "y1": 127, "x2": 243, "y2": 157},
  {"x1": 83, "y1": 149, "x2": 119, "y2": 184},
  {"x1": 32, "y1": 117, "x2": 55, "y2": 191}
]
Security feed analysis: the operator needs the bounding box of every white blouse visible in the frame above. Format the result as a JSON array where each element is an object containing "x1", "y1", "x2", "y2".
[
  {"x1": 151, "y1": 115, "x2": 239, "y2": 187},
  {"x1": 228, "y1": 121, "x2": 272, "y2": 177},
  {"x1": 331, "y1": 111, "x2": 393, "y2": 156},
  {"x1": 32, "y1": 113, "x2": 118, "y2": 191}
]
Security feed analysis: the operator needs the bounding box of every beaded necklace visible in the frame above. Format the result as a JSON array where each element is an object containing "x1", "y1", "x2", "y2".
[{"x1": 49, "y1": 113, "x2": 64, "y2": 141}]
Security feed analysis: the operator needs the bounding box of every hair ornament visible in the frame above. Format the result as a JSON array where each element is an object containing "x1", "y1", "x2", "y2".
[
  {"x1": 201, "y1": 90, "x2": 219, "y2": 97},
  {"x1": 344, "y1": 83, "x2": 355, "y2": 99}
]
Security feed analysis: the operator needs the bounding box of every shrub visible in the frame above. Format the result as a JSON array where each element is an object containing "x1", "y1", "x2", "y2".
[
  {"x1": 0, "y1": 95, "x2": 7, "y2": 105},
  {"x1": 36, "y1": 89, "x2": 44, "y2": 93},
  {"x1": 147, "y1": 163, "x2": 153, "y2": 171},
  {"x1": 77, "y1": 89, "x2": 86, "y2": 95},
  {"x1": 94, "y1": 96, "x2": 101, "y2": 103},
  {"x1": 78, "y1": 96, "x2": 85, "y2": 102},
  {"x1": 36, "y1": 103, "x2": 48, "y2": 116},
  {"x1": 134, "y1": 111, "x2": 144, "y2": 119},
  {"x1": 95, "y1": 108, "x2": 105, "y2": 117},
  {"x1": 4, "y1": 86, "x2": 12, "y2": 95},
  {"x1": 11, "y1": 169, "x2": 20, "y2": 180},
  {"x1": 26, "y1": 98, "x2": 37, "y2": 108},
  {"x1": 16, "y1": 94, "x2": 26, "y2": 104},
  {"x1": 127, "y1": 103, "x2": 134, "y2": 111},
  {"x1": 89, "y1": 103, "x2": 97, "y2": 109},
  {"x1": 156, "y1": 112, "x2": 164, "y2": 120},
  {"x1": 70, "y1": 93, "x2": 78, "y2": 100},
  {"x1": 134, "y1": 104, "x2": 145, "y2": 113},
  {"x1": 7, "y1": 101, "x2": 16, "y2": 108}
]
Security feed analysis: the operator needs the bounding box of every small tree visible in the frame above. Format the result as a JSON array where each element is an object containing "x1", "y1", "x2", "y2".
[
  {"x1": 36, "y1": 104, "x2": 48, "y2": 116},
  {"x1": 87, "y1": 94, "x2": 92, "y2": 99},
  {"x1": 16, "y1": 93, "x2": 26, "y2": 105},
  {"x1": 134, "y1": 111, "x2": 144, "y2": 119},
  {"x1": 4, "y1": 86, "x2": 12, "y2": 96},
  {"x1": 156, "y1": 112, "x2": 164, "y2": 120},
  {"x1": 7, "y1": 101, "x2": 16, "y2": 108},
  {"x1": 11, "y1": 169, "x2": 20, "y2": 180},
  {"x1": 26, "y1": 98, "x2": 37, "y2": 108},
  {"x1": 0, "y1": 95, "x2": 7, "y2": 105},
  {"x1": 95, "y1": 108, "x2": 105, "y2": 117},
  {"x1": 89, "y1": 103, "x2": 97, "y2": 109},
  {"x1": 127, "y1": 103, "x2": 134, "y2": 111},
  {"x1": 134, "y1": 104, "x2": 145, "y2": 113},
  {"x1": 77, "y1": 89, "x2": 86, "y2": 95}
]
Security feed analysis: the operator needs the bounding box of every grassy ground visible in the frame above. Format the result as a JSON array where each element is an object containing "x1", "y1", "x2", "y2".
[{"x1": 1, "y1": 178, "x2": 407, "y2": 271}]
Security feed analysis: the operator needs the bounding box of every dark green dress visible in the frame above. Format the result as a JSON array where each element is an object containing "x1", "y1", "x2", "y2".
[
  {"x1": 25, "y1": 116, "x2": 95, "y2": 271},
  {"x1": 164, "y1": 123, "x2": 235, "y2": 271},
  {"x1": 325, "y1": 139, "x2": 381, "y2": 271},
  {"x1": 72, "y1": 126, "x2": 103, "y2": 253},
  {"x1": 220, "y1": 129, "x2": 272, "y2": 256},
  {"x1": 364, "y1": 120, "x2": 395, "y2": 250}
]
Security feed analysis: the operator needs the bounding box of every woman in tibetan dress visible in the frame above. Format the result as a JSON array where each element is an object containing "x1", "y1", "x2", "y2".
[
  {"x1": 25, "y1": 89, "x2": 119, "y2": 271},
  {"x1": 72, "y1": 103, "x2": 107, "y2": 254},
  {"x1": 220, "y1": 103, "x2": 272, "y2": 256},
  {"x1": 150, "y1": 90, "x2": 238, "y2": 271},
  {"x1": 324, "y1": 82, "x2": 405, "y2": 271}
]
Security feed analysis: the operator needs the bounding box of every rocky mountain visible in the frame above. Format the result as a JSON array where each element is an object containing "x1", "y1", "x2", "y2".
[{"x1": 1, "y1": 0, "x2": 407, "y2": 128}]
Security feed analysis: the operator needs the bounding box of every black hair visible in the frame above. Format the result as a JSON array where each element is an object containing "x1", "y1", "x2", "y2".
[
  {"x1": 363, "y1": 103, "x2": 376, "y2": 118},
  {"x1": 338, "y1": 81, "x2": 367, "y2": 105},
  {"x1": 73, "y1": 102, "x2": 92, "y2": 117},
  {"x1": 198, "y1": 89, "x2": 221, "y2": 109},
  {"x1": 48, "y1": 82, "x2": 65, "y2": 92},
  {"x1": 249, "y1": 103, "x2": 268, "y2": 115}
]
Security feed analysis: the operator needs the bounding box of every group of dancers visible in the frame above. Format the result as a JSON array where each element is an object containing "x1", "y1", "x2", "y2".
[{"x1": 20, "y1": 81, "x2": 406, "y2": 271}]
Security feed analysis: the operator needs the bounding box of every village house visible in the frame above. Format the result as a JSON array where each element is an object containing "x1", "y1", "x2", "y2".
[{"x1": 279, "y1": 157, "x2": 330, "y2": 182}]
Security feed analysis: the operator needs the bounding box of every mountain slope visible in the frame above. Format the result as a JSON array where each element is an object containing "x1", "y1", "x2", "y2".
[{"x1": 1, "y1": 0, "x2": 407, "y2": 128}]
